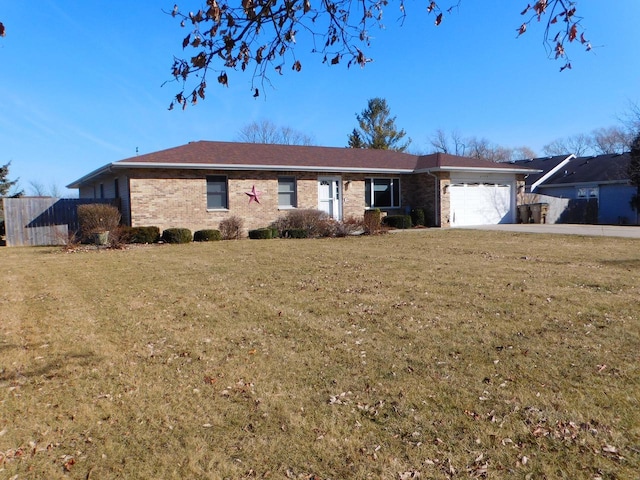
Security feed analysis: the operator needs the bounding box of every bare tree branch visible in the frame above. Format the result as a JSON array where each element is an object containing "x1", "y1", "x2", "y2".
[{"x1": 167, "y1": 1, "x2": 592, "y2": 108}]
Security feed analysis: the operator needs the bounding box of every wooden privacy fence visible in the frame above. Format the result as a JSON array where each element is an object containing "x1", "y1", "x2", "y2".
[{"x1": 2, "y1": 197, "x2": 119, "y2": 247}]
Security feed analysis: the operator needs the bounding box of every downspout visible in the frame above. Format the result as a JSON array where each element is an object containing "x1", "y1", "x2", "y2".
[{"x1": 426, "y1": 171, "x2": 440, "y2": 227}]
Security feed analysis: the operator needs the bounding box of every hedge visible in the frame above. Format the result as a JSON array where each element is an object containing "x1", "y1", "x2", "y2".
[
  {"x1": 127, "y1": 226, "x2": 160, "y2": 244},
  {"x1": 410, "y1": 208, "x2": 426, "y2": 227},
  {"x1": 283, "y1": 228, "x2": 308, "y2": 238},
  {"x1": 194, "y1": 229, "x2": 222, "y2": 242},
  {"x1": 161, "y1": 228, "x2": 193, "y2": 244},
  {"x1": 382, "y1": 215, "x2": 412, "y2": 229},
  {"x1": 248, "y1": 228, "x2": 273, "y2": 239}
]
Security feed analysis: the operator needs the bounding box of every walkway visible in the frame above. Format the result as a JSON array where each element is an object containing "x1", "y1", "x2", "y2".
[{"x1": 460, "y1": 224, "x2": 640, "y2": 239}]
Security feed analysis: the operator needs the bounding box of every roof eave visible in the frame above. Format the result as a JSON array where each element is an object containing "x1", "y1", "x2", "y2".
[
  {"x1": 111, "y1": 161, "x2": 415, "y2": 175},
  {"x1": 420, "y1": 166, "x2": 542, "y2": 174},
  {"x1": 538, "y1": 179, "x2": 630, "y2": 188},
  {"x1": 66, "y1": 164, "x2": 115, "y2": 189}
]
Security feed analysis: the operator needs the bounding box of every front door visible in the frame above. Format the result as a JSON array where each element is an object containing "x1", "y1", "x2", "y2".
[{"x1": 318, "y1": 177, "x2": 342, "y2": 220}]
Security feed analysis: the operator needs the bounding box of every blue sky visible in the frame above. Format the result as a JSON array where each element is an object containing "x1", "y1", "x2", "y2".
[{"x1": 2, "y1": 1, "x2": 639, "y2": 196}]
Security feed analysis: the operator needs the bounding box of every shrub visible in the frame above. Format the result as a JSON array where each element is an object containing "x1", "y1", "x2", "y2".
[
  {"x1": 161, "y1": 228, "x2": 193, "y2": 244},
  {"x1": 410, "y1": 207, "x2": 426, "y2": 227},
  {"x1": 363, "y1": 209, "x2": 382, "y2": 235},
  {"x1": 219, "y1": 216, "x2": 244, "y2": 240},
  {"x1": 77, "y1": 203, "x2": 121, "y2": 241},
  {"x1": 107, "y1": 226, "x2": 131, "y2": 249},
  {"x1": 194, "y1": 229, "x2": 222, "y2": 242},
  {"x1": 248, "y1": 228, "x2": 273, "y2": 239},
  {"x1": 126, "y1": 226, "x2": 160, "y2": 244},
  {"x1": 282, "y1": 228, "x2": 308, "y2": 238},
  {"x1": 334, "y1": 216, "x2": 365, "y2": 237},
  {"x1": 271, "y1": 209, "x2": 335, "y2": 238},
  {"x1": 383, "y1": 215, "x2": 412, "y2": 229}
]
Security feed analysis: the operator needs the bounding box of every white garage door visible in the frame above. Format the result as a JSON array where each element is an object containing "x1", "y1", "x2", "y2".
[{"x1": 450, "y1": 182, "x2": 514, "y2": 227}]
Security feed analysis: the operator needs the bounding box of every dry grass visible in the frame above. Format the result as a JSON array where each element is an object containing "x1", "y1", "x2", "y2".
[{"x1": 1, "y1": 230, "x2": 639, "y2": 479}]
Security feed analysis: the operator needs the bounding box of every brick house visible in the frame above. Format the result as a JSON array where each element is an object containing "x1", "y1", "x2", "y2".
[{"x1": 67, "y1": 141, "x2": 537, "y2": 234}]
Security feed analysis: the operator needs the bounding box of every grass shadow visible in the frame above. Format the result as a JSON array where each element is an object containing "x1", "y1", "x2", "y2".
[
  {"x1": 0, "y1": 351, "x2": 97, "y2": 382},
  {"x1": 599, "y1": 258, "x2": 640, "y2": 269}
]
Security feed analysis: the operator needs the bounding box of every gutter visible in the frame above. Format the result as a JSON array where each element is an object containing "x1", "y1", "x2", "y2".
[
  {"x1": 416, "y1": 166, "x2": 542, "y2": 175},
  {"x1": 67, "y1": 161, "x2": 417, "y2": 188},
  {"x1": 113, "y1": 161, "x2": 415, "y2": 174},
  {"x1": 66, "y1": 163, "x2": 116, "y2": 189},
  {"x1": 68, "y1": 162, "x2": 541, "y2": 190}
]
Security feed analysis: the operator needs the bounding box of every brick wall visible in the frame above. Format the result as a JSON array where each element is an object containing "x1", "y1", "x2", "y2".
[
  {"x1": 79, "y1": 169, "x2": 452, "y2": 234},
  {"x1": 126, "y1": 169, "x2": 379, "y2": 235}
]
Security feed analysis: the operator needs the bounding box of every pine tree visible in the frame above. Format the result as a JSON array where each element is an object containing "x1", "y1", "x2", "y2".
[
  {"x1": 350, "y1": 98, "x2": 411, "y2": 152},
  {"x1": 347, "y1": 129, "x2": 365, "y2": 148},
  {"x1": 0, "y1": 162, "x2": 21, "y2": 197},
  {"x1": 628, "y1": 133, "x2": 640, "y2": 220}
]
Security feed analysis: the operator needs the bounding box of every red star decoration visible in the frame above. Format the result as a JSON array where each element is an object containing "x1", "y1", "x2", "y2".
[{"x1": 245, "y1": 185, "x2": 263, "y2": 204}]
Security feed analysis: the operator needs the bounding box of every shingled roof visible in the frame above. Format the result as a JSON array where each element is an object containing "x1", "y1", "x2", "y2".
[
  {"x1": 543, "y1": 153, "x2": 631, "y2": 185},
  {"x1": 68, "y1": 141, "x2": 538, "y2": 188},
  {"x1": 513, "y1": 152, "x2": 632, "y2": 192},
  {"x1": 512, "y1": 155, "x2": 573, "y2": 190}
]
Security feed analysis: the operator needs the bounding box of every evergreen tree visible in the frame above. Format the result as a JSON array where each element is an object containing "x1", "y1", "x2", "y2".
[
  {"x1": 350, "y1": 98, "x2": 411, "y2": 152},
  {"x1": 0, "y1": 162, "x2": 22, "y2": 197},
  {"x1": 628, "y1": 133, "x2": 640, "y2": 219},
  {"x1": 347, "y1": 128, "x2": 365, "y2": 148}
]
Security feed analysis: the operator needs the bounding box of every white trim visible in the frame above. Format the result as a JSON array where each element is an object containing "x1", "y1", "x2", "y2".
[
  {"x1": 115, "y1": 161, "x2": 416, "y2": 175},
  {"x1": 530, "y1": 154, "x2": 574, "y2": 192},
  {"x1": 418, "y1": 166, "x2": 540, "y2": 174},
  {"x1": 539, "y1": 179, "x2": 631, "y2": 189}
]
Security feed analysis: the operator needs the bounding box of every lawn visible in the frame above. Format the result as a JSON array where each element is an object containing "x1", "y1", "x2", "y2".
[{"x1": 1, "y1": 230, "x2": 639, "y2": 479}]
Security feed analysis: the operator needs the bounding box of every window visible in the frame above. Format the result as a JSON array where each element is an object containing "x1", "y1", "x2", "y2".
[
  {"x1": 114, "y1": 178, "x2": 120, "y2": 198},
  {"x1": 577, "y1": 186, "x2": 598, "y2": 199},
  {"x1": 207, "y1": 175, "x2": 228, "y2": 209},
  {"x1": 365, "y1": 178, "x2": 401, "y2": 208},
  {"x1": 278, "y1": 176, "x2": 297, "y2": 208}
]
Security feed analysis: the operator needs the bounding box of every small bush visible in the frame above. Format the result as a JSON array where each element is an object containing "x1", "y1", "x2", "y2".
[
  {"x1": 248, "y1": 228, "x2": 273, "y2": 239},
  {"x1": 125, "y1": 226, "x2": 160, "y2": 244},
  {"x1": 219, "y1": 216, "x2": 244, "y2": 240},
  {"x1": 363, "y1": 209, "x2": 382, "y2": 235},
  {"x1": 271, "y1": 209, "x2": 335, "y2": 238},
  {"x1": 77, "y1": 203, "x2": 121, "y2": 241},
  {"x1": 383, "y1": 215, "x2": 412, "y2": 229},
  {"x1": 282, "y1": 228, "x2": 308, "y2": 239},
  {"x1": 194, "y1": 229, "x2": 222, "y2": 242},
  {"x1": 107, "y1": 226, "x2": 131, "y2": 249},
  {"x1": 335, "y1": 216, "x2": 365, "y2": 237},
  {"x1": 162, "y1": 228, "x2": 193, "y2": 244},
  {"x1": 410, "y1": 208, "x2": 426, "y2": 227}
]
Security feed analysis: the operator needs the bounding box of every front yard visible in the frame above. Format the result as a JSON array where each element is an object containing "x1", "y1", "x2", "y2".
[{"x1": 1, "y1": 230, "x2": 638, "y2": 479}]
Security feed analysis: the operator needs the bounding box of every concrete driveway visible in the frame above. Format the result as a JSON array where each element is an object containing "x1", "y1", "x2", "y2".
[{"x1": 460, "y1": 224, "x2": 640, "y2": 239}]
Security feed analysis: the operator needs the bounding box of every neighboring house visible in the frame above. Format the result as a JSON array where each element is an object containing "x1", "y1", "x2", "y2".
[
  {"x1": 514, "y1": 153, "x2": 638, "y2": 225},
  {"x1": 67, "y1": 141, "x2": 538, "y2": 234}
]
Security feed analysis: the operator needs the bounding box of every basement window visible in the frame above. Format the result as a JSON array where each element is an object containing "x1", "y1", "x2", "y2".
[{"x1": 206, "y1": 175, "x2": 228, "y2": 209}]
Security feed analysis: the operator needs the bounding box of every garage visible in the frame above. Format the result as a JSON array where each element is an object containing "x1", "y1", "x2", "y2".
[{"x1": 449, "y1": 173, "x2": 516, "y2": 227}]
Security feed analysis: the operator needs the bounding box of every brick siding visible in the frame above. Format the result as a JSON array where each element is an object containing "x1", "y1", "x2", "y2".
[{"x1": 80, "y1": 168, "x2": 459, "y2": 234}]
